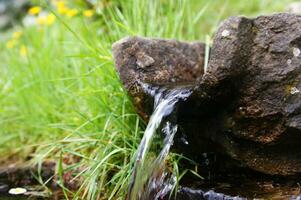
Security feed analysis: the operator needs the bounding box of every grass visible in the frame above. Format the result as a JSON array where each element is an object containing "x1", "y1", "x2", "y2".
[{"x1": 0, "y1": 0, "x2": 297, "y2": 199}]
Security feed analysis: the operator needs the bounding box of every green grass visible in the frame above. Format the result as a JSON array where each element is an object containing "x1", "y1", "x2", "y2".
[{"x1": 0, "y1": 0, "x2": 297, "y2": 199}]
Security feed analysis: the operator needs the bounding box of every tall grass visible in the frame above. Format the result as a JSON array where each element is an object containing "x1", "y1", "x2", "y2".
[{"x1": 0, "y1": 0, "x2": 296, "y2": 199}]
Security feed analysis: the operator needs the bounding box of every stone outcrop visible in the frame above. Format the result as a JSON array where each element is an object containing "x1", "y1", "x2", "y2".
[
  {"x1": 112, "y1": 37, "x2": 206, "y2": 120},
  {"x1": 112, "y1": 13, "x2": 301, "y2": 176}
]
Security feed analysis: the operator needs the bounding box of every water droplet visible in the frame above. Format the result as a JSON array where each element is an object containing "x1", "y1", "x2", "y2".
[
  {"x1": 180, "y1": 137, "x2": 189, "y2": 145},
  {"x1": 287, "y1": 59, "x2": 292, "y2": 65}
]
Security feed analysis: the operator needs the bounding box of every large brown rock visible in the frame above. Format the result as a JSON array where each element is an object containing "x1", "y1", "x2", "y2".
[
  {"x1": 112, "y1": 13, "x2": 301, "y2": 176},
  {"x1": 112, "y1": 37, "x2": 206, "y2": 120}
]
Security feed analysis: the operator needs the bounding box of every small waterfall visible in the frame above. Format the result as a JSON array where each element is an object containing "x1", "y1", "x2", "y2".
[{"x1": 127, "y1": 83, "x2": 192, "y2": 200}]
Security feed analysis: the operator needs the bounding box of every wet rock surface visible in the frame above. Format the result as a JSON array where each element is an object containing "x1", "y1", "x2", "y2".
[
  {"x1": 0, "y1": 161, "x2": 56, "y2": 199},
  {"x1": 113, "y1": 13, "x2": 301, "y2": 177},
  {"x1": 163, "y1": 187, "x2": 243, "y2": 200},
  {"x1": 0, "y1": 162, "x2": 55, "y2": 187},
  {"x1": 0, "y1": 161, "x2": 79, "y2": 199},
  {"x1": 0, "y1": 183, "x2": 8, "y2": 192},
  {"x1": 175, "y1": 159, "x2": 301, "y2": 199},
  {"x1": 163, "y1": 182, "x2": 301, "y2": 200},
  {"x1": 194, "y1": 13, "x2": 301, "y2": 176},
  {"x1": 112, "y1": 37, "x2": 205, "y2": 120}
]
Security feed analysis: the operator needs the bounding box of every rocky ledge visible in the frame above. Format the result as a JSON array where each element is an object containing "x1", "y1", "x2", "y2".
[{"x1": 112, "y1": 13, "x2": 301, "y2": 176}]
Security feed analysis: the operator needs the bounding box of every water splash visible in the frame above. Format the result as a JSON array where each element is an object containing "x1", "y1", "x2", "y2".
[{"x1": 127, "y1": 83, "x2": 192, "y2": 200}]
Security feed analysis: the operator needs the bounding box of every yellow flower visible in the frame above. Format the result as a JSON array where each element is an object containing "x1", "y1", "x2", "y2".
[
  {"x1": 83, "y1": 9, "x2": 94, "y2": 18},
  {"x1": 28, "y1": 6, "x2": 41, "y2": 15},
  {"x1": 6, "y1": 40, "x2": 17, "y2": 49},
  {"x1": 20, "y1": 45, "x2": 28, "y2": 57},
  {"x1": 56, "y1": 1, "x2": 68, "y2": 14},
  {"x1": 12, "y1": 30, "x2": 23, "y2": 39},
  {"x1": 46, "y1": 14, "x2": 56, "y2": 25},
  {"x1": 36, "y1": 16, "x2": 47, "y2": 25},
  {"x1": 66, "y1": 8, "x2": 78, "y2": 18},
  {"x1": 56, "y1": 1, "x2": 65, "y2": 8},
  {"x1": 36, "y1": 14, "x2": 56, "y2": 26}
]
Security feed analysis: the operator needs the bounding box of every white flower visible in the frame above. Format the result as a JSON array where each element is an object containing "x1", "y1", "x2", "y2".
[{"x1": 8, "y1": 187, "x2": 27, "y2": 195}]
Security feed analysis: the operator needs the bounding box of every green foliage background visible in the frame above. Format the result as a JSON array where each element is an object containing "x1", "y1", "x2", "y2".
[{"x1": 0, "y1": 0, "x2": 296, "y2": 199}]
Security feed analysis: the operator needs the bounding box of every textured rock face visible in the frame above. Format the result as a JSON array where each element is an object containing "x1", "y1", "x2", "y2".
[
  {"x1": 198, "y1": 13, "x2": 301, "y2": 176},
  {"x1": 112, "y1": 37, "x2": 206, "y2": 120},
  {"x1": 112, "y1": 13, "x2": 301, "y2": 176}
]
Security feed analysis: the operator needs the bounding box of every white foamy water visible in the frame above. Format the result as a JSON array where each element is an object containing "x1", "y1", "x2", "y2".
[{"x1": 127, "y1": 84, "x2": 192, "y2": 200}]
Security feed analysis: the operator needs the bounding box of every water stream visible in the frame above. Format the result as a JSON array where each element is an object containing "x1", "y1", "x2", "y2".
[
  {"x1": 127, "y1": 84, "x2": 192, "y2": 200},
  {"x1": 125, "y1": 83, "x2": 301, "y2": 200},
  {"x1": 1, "y1": 83, "x2": 301, "y2": 199}
]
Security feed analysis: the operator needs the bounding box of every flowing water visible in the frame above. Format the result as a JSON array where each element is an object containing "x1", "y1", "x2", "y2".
[
  {"x1": 127, "y1": 84, "x2": 192, "y2": 200},
  {"x1": 125, "y1": 83, "x2": 301, "y2": 200},
  {"x1": 1, "y1": 83, "x2": 301, "y2": 199}
]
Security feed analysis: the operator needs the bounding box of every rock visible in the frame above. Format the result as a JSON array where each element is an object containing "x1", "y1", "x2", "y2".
[
  {"x1": 163, "y1": 187, "x2": 243, "y2": 200},
  {"x1": 0, "y1": 183, "x2": 9, "y2": 192},
  {"x1": 0, "y1": 161, "x2": 56, "y2": 186},
  {"x1": 136, "y1": 52, "x2": 155, "y2": 68},
  {"x1": 112, "y1": 36, "x2": 206, "y2": 120},
  {"x1": 194, "y1": 13, "x2": 301, "y2": 176},
  {"x1": 113, "y1": 13, "x2": 301, "y2": 176}
]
